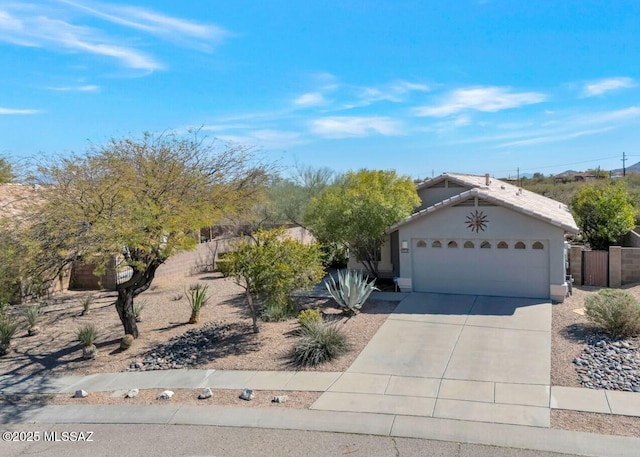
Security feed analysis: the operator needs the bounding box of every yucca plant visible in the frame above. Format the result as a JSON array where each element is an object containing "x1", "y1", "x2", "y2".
[
  {"x1": 325, "y1": 269, "x2": 378, "y2": 316},
  {"x1": 0, "y1": 314, "x2": 18, "y2": 356},
  {"x1": 77, "y1": 324, "x2": 98, "y2": 359},
  {"x1": 187, "y1": 284, "x2": 209, "y2": 324},
  {"x1": 79, "y1": 295, "x2": 94, "y2": 316},
  {"x1": 25, "y1": 304, "x2": 43, "y2": 336}
]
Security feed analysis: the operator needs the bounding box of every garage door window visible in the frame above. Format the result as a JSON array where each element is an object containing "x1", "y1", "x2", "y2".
[
  {"x1": 416, "y1": 240, "x2": 427, "y2": 248},
  {"x1": 432, "y1": 240, "x2": 442, "y2": 248},
  {"x1": 497, "y1": 241, "x2": 508, "y2": 249},
  {"x1": 448, "y1": 241, "x2": 458, "y2": 248},
  {"x1": 532, "y1": 241, "x2": 544, "y2": 250},
  {"x1": 514, "y1": 241, "x2": 526, "y2": 249},
  {"x1": 480, "y1": 241, "x2": 491, "y2": 249},
  {"x1": 464, "y1": 241, "x2": 474, "y2": 248}
]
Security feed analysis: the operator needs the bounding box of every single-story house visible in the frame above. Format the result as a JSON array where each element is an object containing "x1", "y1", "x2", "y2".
[{"x1": 347, "y1": 173, "x2": 579, "y2": 302}]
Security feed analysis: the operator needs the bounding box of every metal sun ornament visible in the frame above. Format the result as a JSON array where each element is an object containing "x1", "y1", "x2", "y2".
[{"x1": 466, "y1": 210, "x2": 489, "y2": 233}]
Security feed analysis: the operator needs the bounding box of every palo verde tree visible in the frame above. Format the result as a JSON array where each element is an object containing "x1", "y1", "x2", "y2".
[
  {"x1": 225, "y1": 228, "x2": 324, "y2": 333},
  {"x1": 572, "y1": 182, "x2": 636, "y2": 250},
  {"x1": 0, "y1": 157, "x2": 14, "y2": 183},
  {"x1": 305, "y1": 169, "x2": 420, "y2": 278},
  {"x1": 23, "y1": 132, "x2": 268, "y2": 338}
]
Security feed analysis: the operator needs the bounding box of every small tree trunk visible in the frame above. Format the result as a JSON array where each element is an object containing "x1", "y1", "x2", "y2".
[
  {"x1": 115, "y1": 288, "x2": 139, "y2": 338},
  {"x1": 246, "y1": 289, "x2": 259, "y2": 333}
]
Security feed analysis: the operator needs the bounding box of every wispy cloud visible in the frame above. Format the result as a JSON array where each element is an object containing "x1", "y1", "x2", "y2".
[
  {"x1": 414, "y1": 86, "x2": 547, "y2": 117},
  {"x1": 47, "y1": 84, "x2": 100, "y2": 92},
  {"x1": 293, "y1": 92, "x2": 325, "y2": 107},
  {"x1": 216, "y1": 129, "x2": 304, "y2": 149},
  {"x1": 496, "y1": 127, "x2": 614, "y2": 148},
  {"x1": 310, "y1": 116, "x2": 403, "y2": 138},
  {"x1": 583, "y1": 77, "x2": 636, "y2": 97},
  {"x1": 356, "y1": 80, "x2": 430, "y2": 105},
  {"x1": 59, "y1": 0, "x2": 227, "y2": 49},
  {"x1": 0, "y1": 1, "x2": 229, "y2": 72},
  {"x1": 0, "y1": 107, "x2": 40, "y2": 114}
]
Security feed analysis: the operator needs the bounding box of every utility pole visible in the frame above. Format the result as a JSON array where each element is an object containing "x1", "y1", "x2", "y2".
[
  {"x1": 622, "y1": 151, "x2": 627, "y2": 177},
  {"x1": 517, "y1": 167, "x2": 520, "y2": 186}
]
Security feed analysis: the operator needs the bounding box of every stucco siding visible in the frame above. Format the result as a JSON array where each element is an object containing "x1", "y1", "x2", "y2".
[
  {"x1": 396, "y1": 204, "x2": 566, "y2": 298},
  {"x1": 417, "y1": 185, "x2": 470, "y2": 210}
]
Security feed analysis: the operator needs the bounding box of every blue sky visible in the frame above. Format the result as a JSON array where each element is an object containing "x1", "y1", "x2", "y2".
[{"x1": 1, "y1": 1, "x2": 640, "y2": 179}]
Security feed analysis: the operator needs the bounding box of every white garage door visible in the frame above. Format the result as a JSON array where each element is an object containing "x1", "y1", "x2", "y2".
[{"x1": 411, "y1": 239, "x2": 549, "y2": 298}]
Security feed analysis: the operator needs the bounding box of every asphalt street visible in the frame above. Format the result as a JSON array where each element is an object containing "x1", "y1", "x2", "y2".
[{"x1": 0, "y1": 424, "x2": 587, "y2": 457}]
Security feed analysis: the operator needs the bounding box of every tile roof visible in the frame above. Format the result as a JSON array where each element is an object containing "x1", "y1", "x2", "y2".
[{"x1": 392, "y1": 173, "x2": 579, "y2": 233}]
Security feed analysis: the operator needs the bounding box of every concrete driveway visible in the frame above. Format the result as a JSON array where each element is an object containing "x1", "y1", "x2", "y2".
[{"x1": 312, "y1": 293, "x2": 552, "y2": 427}]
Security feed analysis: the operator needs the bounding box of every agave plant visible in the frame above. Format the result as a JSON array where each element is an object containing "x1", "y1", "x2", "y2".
[
  {"x1": 187, "y1": 284, "x2": 209, "y2": 324},
  {"x1": 325, "y1": 269, "x2": 378, "y2": 316}
]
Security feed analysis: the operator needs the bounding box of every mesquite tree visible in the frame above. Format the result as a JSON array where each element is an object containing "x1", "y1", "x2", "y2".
[{"x1": 22, "y1": 132, "x2": 267, "y2": 337}]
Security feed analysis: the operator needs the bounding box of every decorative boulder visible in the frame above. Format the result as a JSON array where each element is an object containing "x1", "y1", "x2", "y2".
[
  {"x1": 239, "y1": 388, "x2": 254, "y2": 401},
  {"x1": 198, "y1": 387, "x2": 213, "y2": 400},
  {"x1": 272, "y1": 395, "x2": 288, "y2": 404},
  {"x1": 158, "y1": 390, "x2": 174, "y2": 400},
  {"x1": 125, "y1": 388, "x2": 139, "y2": 399},
  {"x1": 82, "y1": 344, "x2": 97, "y2": 360},
  {"x1": 74, "y1": 389, "x2": 89, "y2": 398}
]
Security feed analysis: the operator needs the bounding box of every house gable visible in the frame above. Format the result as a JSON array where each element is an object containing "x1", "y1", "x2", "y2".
[{"x1": 417, "y1": 177, "x2": 472, "y2": 209}]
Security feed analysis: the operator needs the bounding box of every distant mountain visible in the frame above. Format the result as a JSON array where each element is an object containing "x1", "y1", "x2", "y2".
[
  {"x1": 555, "y1": 170, "x2": 579, "y2": 177},
  {"x1": 611, "y1": 161, "x2": 640, "y2": 174}
]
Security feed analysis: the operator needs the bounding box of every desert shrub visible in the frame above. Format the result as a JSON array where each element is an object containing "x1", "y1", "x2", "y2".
[
  {"x1": 0, "y1": 313, "x2": 18, "y2": 356},
  {"x1": 77, "y1": 324, "x2": 98, "y2": 347},
  {"x1": 120, "y1": 334, "x2": 134, "y2": 350},
  {"x1": 261, "y1": 302, "x2": 296, "y2": 322},
  {"x1": 290, "y1": 321, "x2": 349, "y2": 367},
  {"x1": 80, "y1": 295, "x2": 94, "y2": 316},
  {"x1": 187, "y1": 284, "x2": 209, "y2": 324},
  {"x1": 297, "y1": 308, "x2": 322, "y2": 329},
  {"x1": 134, "y1": 301, "x2": 145, "y2": 322},
  {"x1": 584, "y1": 289, "x2": 640, "y2": 338},
  {"x1": 325, "y1": 269, "x2": 378, "y2": 316}
]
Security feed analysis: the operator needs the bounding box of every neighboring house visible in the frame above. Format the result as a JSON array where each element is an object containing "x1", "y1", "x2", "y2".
[{"x1": 348, "y1": 173, "x2": 579, "y2": 302}]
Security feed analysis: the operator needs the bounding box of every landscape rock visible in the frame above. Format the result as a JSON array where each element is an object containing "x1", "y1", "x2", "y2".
[
  {"x1": 127, "y1": 322, "x2": 231, "y2": 371},
  {"x1": 125, "y1": 388, "x2": 139, "y2": 399},
  {"x1": 198, "y1": 387, "x2": 213, "y2": 400},
  {"x1": 574, "y1": 335, "x2": 640, "y2": 391},
  {"x1": 74, "y1": 389, "x2": 88, "y2": 398},
  {"x1": 239, "y1": 388, "x2": 254, "y2": 401},
  {"x1": 158, "y1": 390, "x2": 174, "y2": 400},
  {"x1": 272, "y1": 395, "x2": 288, "y2": 403}
]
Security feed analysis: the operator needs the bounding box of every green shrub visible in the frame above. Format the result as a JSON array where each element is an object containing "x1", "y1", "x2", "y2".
[
  {"x1": 187, "y1": 284, "x2": 209, "y2": 324},
  {"x1": 0, "y1": 313, "x2": 18, "y2": 356},
  {"x1": 325, "y1": 269, "x2": 378, "y2": 316},
  {"x1": 77, "y1": 324, "x2": 98, "y2": 347},
  {"x1": 261, "y1": 301, "x2": 295, "y2": 322},
  {"x1": 290, "y1": 321, "x2": 349, "y2": 367},
  {"x1": 297, "y1": 308, "x2": 322, "y2": 329},
  {"x1": 584, "y1": 289, "x2": 640, "y2": 338}
]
